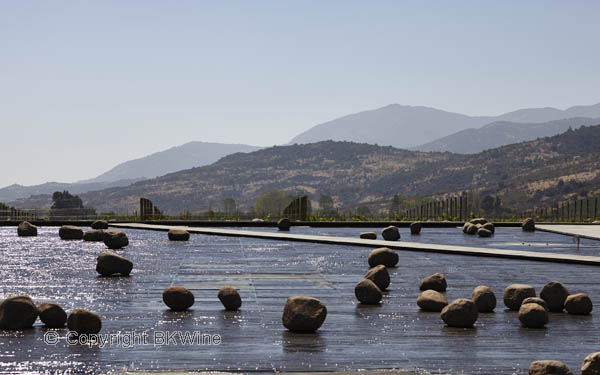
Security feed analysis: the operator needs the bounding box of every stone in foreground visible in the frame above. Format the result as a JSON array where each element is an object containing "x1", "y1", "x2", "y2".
[
  {"x1": 582, "y1": 352, "x2": 600, "y2": 375},
  {"x1": 381, "y1": 225, "x2": 400, "y2": 241},
  {"x1": 91, "y1": 220, "x2": 109, "y2": 230},
  {"x1": 59, "y1": 225, "x2": 83, "y2": 240},
  {"x1": 168, "y1": 229, "x2": 190, "y2": 241},
  {"x1": 0, "y1": 295, "x2": 38, "y2": 330},
  {"x1": 419, "y1": 273, "x2": 447, "y2": 292},
  {"x1": 518, "y1": 303, "x2": 548, "y2": 328},
  {"x1": 368, "y1": 247, "x2": 399, "y2": 268},
  {"x1": 38, "y1": 302, "x2": 67, "y2": 328},
  {"x1": 529, "y1": 360, "x2": 573, "y2": 375},
  {"x1": 472, "y1": 285, "x2": 496, "y2": 312},
  {"x1": 282, "y1": 296, "x2": 327, "y2": 332},
  {"x1": 522, "y1": 297, "x2": 549, "y2": 311},
  {"x1": 364, "y1": 265, "x2": 390, "y2": 290},
  {"x1": 277, "y1": 218, "x2": 291, "y2": 231},
  {"x1": 477, "y1": 228, "x2": 493, "y2": 237},
  {"x1": 17, "y1": 221, "x2": 37, "y2": 237},
  {"x1": 440, "y1": 298, "x2": 478, "y2": 328},
  {"x1": 218, "y1": 286, "x2": 242, "y2": 311},
  {"x1": 355, "y1": 279, "x2": 382, "y2": 305},
  {"x1": 83, "y1": 229, "x2": 104, "y2": 242},
  {"x1": 463, "y1": 223, "x2": 478, "y2": 235},
  {"x1": 504, "y1": 284, "x2": 536, "y2": 310},
  {"x1": 410, "y1": 222, "x2": 422, "y2": 235},
  {"x1": 483, "y1": 222, "x2": 495, "y2": 233},
  {"x1": 522, "y1": 217, "x2": 535, "y2": 232},
  {"x1": 417, "y1": 289, "x2": 448, "y2": 312},
  {"x1": 540, "y1": 281, "x2": 569, "y2": 312},
  {"x1": 359, "y1": 232, "x2": 377, "y2": 240},
  {"x1": 163, "y1": 286, "x2": 195, "y2": 311},
  {"x1": 103, "y1": 229, "x2": 129, "y2": 249},
  {"x1": 67, "y1": 308, "x2": 102, "y2": 334},
  {"x1": 96, "y1": 252, "x2": 133, "y2": 276},
  {"x1": 564, "y1": 293, "x2": 593, "y2": 315}
]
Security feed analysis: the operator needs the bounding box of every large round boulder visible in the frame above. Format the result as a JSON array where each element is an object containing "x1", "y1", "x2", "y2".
[
  {"x1": 518, "y1": 303, "x2": 548, "y2": 328},
  {"x1": 67, "y1": 309, "x2": 102, "y2": 334},
  {"x1": 419, "y1": 273, "x2": 447, "y2": 292},
  {"x1": 91, "y1": 220, "x2": 109, "y2": 230},
  {"x1": 355, "y1": 279, "x2": 382, "y2": 305},
  {"x1": 218, "y1": 286, "x2": 242, "y2": 311},
  {"x1": 529, "y1": 360, "x2": 573, "y2": 375},
  {"x1": 381, "y1": 226, "x2": 400, "y2": 241},
  {"x1": 522, "y1": 217, "x2": 535, "y2": 232},
  {"x1": 472, "y1": 285, "x2": 496, "y2": 312},
  {"x1": 368, "y1": 247, "x2": 398, "y2": 268},
  {"x1": 59, "y1": 225, "x2": 83, "y2": 240},
  {"x1": 564, "y1": 293, "x2": 593, "y2": 315},
  {"x1": 359, "y1": 232, "x2": 377, "y2": 240},
  {"x1": 522, "y1": 297, "x2": 549, "y2": 311},
  {"x1": 364, "y1": 265, "x2": 390, "y2": 290},
  {"x1": 482, "y1": 222, "x2": 495, "y2": 233},
  {"x1": 83, "y1": 229, "x2": 104, "y2": 242},
  {"x1": 163, "y1": 286, "x2": 195, "y2": 311},
  {"x1": 38, "y1": 302, "x2": 67, "y2": 328},
  {"x1": 477, "y1": 228, "x2": 493, "y2": 237},
  {"x1": 540, "y1": 281, "x2": 569, "y2": 312},
  {"x1": 168, "y1": 229, "x2": 190, "y2": 241},
  {"x1": 410, "y1": 222, "x2": 422, "y2": 235},
  {"x1": 504, "y1": 284, "x2": 536, "y2": 310},
  {"x1": 582, "y1": 352, "x2": 600, "y2": 375},
  {"x1": 103, "y1": 229, "x2": 129, "y2": 249},
  {"x1": 440, "y1": 298, "x2": 478, "y2": 328},
  {"x1": 277, "y1": 218, "x2": 291, "y2": 231},
  {"x1": 17, "y1": 221, "x2": 37, "y2": 237},
  {"x1": 463, "y1": 223, "x2": 478, "y2": 235},
  {"x1": 417, "y1": 290, "x2": 448, "y2": 312},
  {"x1": 0, "y1": 295, "x2": 38, "y2": 330},
  {"x1": 96, "y1": 252, "x2": 133, "y2": 276},
  {"x1": 282, "y1": 296, "x2": 327, "y2": 332}
]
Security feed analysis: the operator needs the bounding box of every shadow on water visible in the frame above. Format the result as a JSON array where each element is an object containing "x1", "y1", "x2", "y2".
[{"x1": 281, "y1": 330, "x2": 327, "y2": 353}]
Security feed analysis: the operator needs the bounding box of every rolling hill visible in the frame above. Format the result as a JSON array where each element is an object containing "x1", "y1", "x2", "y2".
[{"x1": 50, "y1": 124, "x2": 600, "y2": 214}]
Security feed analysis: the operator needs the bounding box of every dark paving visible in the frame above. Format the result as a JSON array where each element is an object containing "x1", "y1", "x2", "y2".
[{"x1": 0, "y1": 227, "x2": 598, "y2": 374}]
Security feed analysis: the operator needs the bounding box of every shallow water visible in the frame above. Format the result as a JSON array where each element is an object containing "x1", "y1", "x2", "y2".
[{"x1": 0, "y1": 226, "x2": 598, "y2": 374}]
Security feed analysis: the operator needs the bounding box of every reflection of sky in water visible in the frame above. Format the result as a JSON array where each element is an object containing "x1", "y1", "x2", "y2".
[{"x1": 0, "y1": 226, "x2": 598, "y2": 374}]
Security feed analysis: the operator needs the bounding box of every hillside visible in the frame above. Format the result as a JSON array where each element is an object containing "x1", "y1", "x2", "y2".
[
  {"x1": 413, "y1": 117, "x2": 600, "y2": 153},
  {"x1": 290, "y1": 103, "x2": 600, "y2": 149},
  {"x1": 39, "y1": 124, "x2": 599, "y2": 214}
]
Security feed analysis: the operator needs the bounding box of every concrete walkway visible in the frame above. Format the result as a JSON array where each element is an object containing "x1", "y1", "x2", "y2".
[
  {"x1": 111, "y1": 223, "x2": 600, "y2": 266},
  {"x1": 537, "y1": 224, "x2": 600, "y2": 241}
]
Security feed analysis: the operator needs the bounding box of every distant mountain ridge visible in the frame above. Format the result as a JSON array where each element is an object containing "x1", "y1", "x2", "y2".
[
  {"x1": 290, "y1": 102, "x2": 600, "y2": 149},
  {"x1": 413, "y1": 117, "x2": 600, "y2": 153},
  {"x1": 11, "y1": 123, "x2": 594, "y2": 214}
]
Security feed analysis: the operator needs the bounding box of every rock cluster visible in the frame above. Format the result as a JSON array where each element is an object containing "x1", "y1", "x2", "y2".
[
  {"x1": 462, "y1": 218, "x2": 494, "y2": 237},
  {"x1": 282, "y1": 296, "x2": 327, "y2": 332}
]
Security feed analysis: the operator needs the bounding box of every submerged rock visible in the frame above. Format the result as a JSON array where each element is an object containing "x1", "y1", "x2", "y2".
[
  {"x1": 381, "y1": 226, "x2": 400, "y2": 241},
  {"x1": 368, "y1": 247, "x2": 399, "y2": 268},
  {"x1": 419, "y1": 273, "x2": 447, "y2": 292},
  {"x1": 163, "y1": 286, "x2": 195, "y2": 311},
  {"x1": 417, "y1": 290, "x2": 448, "y2": 312},
  {"x1": 168, "y1": 229, "x2": 190, "y2": 241},
  {"x1": 17, "y1": 221, "x2": 37, "y2": 237},
  {"x1": 67, "y1": 309, "x2": 102, "y2": 334},
  {"x1": 504, "y1": 284, "x2": 536, "y2": 310},
  {"x1": 364, "y1": 265, "x2": 390, "y2": 290},
  {"x1": 38, "y1": 302, "x2": 67, "y2": 328},
  {"x1": 0, "y1": 295, "x2": 38, "y2": 330},
  {"x1": 440, "y1": 298, "x2": 478, "y2": 327},
  {"x1": 282, "y1": 296, "x2": 327, "y2": 332},
  {"x1": 355, "y1": 279, "x2": 382, "y2": 305},
  {"x1": 218, "y1": 286, "x2": 242, "y2": 311},
  {"x1": 59, "y1": 225, "x2": 83, "y2": 240}
]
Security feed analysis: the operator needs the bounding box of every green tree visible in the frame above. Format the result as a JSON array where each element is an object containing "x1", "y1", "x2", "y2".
[
  {"x1": 222, "y1": 198, "x2": 237, "y2": 216},
  {"x1": 255, "y1": 190, "x2": 294, "y2": 218},
  {"x1": 318, "y1": 194, "x2": 336, "y2": 217}
]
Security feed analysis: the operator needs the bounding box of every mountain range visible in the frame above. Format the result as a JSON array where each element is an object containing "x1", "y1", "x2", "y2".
[{"x1": 10, "y1": 124, "x2": 598, "y2": 214}]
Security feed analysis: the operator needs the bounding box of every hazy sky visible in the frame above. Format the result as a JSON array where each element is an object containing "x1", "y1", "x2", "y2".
[{"x1": 1, "y1": 1, "x2": 599, "y2": 187}]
